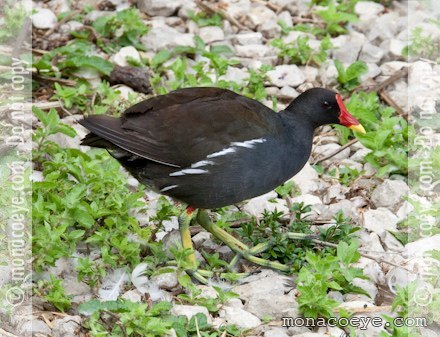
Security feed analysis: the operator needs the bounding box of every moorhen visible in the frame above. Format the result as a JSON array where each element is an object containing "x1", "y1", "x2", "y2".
[{"x1": 80, "y1": 87, "x2": 365, "y2": 282}]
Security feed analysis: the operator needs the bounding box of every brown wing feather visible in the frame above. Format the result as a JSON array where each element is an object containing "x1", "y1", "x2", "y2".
[{"x1": 81, "y1": 87, "x2": 280, "y2": 167}]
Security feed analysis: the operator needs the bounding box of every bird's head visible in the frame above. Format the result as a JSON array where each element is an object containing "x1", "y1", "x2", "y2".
[{"x1": 286, "y1": 88, "x2": 366, "y2": 134}]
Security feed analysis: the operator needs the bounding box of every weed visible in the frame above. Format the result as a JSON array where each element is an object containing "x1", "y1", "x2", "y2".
[
  {"x1": 295, "y1": 241, "x2": 367, "y2": 318},
  {"x1": 403, "y1": 26, "x2": 440, "y2": 62},
  {"x1": 0, "y1": 5, "x2": 27, "y2": 43},
  {"x1": 314, "y1": 0, "x2": 359, "y2": 36},
  {"x1": 93, "y1": 8, "x2": 149, "y2": 52},
  {"x1": 335, "y1": 91, "x2": 408, "y2": 177},
  {"x1": 36, "y1": 275, "x2": 72, "y2": 312},
  {"x1": 188, "y1": 11, "x2": 223, "y2": 27},
  {"x1": 272, "y1": 36, "x2": 332, "y2": 66},
  {"x1": 334, "y1": 60, "x2": 368, "y2": 91}
]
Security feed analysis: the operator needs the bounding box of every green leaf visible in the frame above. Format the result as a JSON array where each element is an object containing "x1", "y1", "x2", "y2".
[
  {"x1": 337, "y1": 241, "x2": 361, "y2": 265},
  {"x1": 151, "y1": 50, "x2": 172, "y2": 69},
  {"x1": 64, "y1": 56, "x2": 114, "y2": 76}
]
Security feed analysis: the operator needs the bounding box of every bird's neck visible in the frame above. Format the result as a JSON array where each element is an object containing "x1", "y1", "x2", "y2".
[{"x1": 278, "y1": 111, "x2": 315, "y2": 175}]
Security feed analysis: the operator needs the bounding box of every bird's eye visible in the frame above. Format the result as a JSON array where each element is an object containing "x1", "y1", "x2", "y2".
[{"x1": 322, "y1": 101, "x2": 330, "y2": 108}]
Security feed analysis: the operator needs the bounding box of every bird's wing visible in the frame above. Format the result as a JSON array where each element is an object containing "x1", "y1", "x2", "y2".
[{"x1": 81, "y1": 87, "x2": 280, "y2": 168}]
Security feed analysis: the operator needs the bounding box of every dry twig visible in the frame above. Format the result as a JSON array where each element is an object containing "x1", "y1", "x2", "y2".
[
  {"x1": 195, "y1": 0, "x2": 247, "y2": 31},
  {"x1": 311, "y1": 138, "x2": 359, "y2": 165}
]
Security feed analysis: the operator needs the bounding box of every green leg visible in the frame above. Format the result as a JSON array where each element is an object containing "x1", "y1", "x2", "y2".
[
  {"x1": 178, "y1": 207, "x2": 209, "y2": 284},
  {"x1": 196, "y1": 210, "x2": 291, "y2": 273}
]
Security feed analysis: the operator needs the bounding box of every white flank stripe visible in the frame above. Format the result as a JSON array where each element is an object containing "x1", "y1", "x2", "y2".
[
  {"x1": 169, "y1": 168, "x2": 209, "y2": 176},
  {"x1": 191, "y1": 160, "x2": 215, "y2": 168},
  {"x1": 207, "y1": 147, "x2": 236, "y2": 158},
  {"x1": 160, "y1": 185, "x2": 178, "y2": 192},
  {"x1": 230, "y1": 138, "x2": 266, "y2": 148}
]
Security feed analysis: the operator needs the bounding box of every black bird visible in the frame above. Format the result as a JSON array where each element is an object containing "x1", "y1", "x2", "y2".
[{"x1": 80, "y1": 87, "x2": 365, "y2": 281}]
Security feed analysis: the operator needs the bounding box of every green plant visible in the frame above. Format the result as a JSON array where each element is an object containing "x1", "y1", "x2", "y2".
[
  {"x1": 188, "y1": 11, "x2": 223, "y2": 27},
  {"x1": 0, "y1": 5, "x2": 27, "y2": 43},
  {"x1": 335, "y1": 91, "x2": 408, "y2": 177},
  {"x1": 314, "y1": 0, "x2": 359, "y2": 36},
  {"x1": 36, "y1": 275, "x2": 72, "y2": 312},
  {"x1": 334, "y1": 60, "x2": 368, "y2": 91},
  {"x1": 32, "y1": 108, "x2": 150, "y2": 273},
  {"x1": 295, "y1": 241, "x2": 367, "y2": 318},
  {"x1": 93, "y1": 8, "x2": 149, "y2": 51},
  {"x1": 272, "y1": 36, "x2": 332, "y2": 66},
  {"x1": 33, "y1": 39, "x2": 114, "y2": 77},
  {"x1": 403, "y1": 27, "x2": 440, "y2": 63}
]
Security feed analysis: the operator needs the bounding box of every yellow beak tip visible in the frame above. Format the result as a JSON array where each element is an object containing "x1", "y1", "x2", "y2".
[{"x1": 349, "y1": 124, "x2": 366, "y2": 134}]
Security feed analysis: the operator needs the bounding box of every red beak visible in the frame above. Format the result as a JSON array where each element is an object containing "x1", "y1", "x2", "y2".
[{"x1": 336, "y1": 94, "x2": 366, "y2": 134}]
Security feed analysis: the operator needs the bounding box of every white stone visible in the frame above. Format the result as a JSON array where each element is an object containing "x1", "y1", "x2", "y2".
[
  {"x1": 224, "y1": 298, "x2": 244, "y2": 308},
  {"x1": 279, "y1": 86, "x2": 299, "y2": 99},
  {"x1": 332, "y1": 31, "x2": 365, "y2": 64},
  {"x1": 192, "y1": 231, "x2": 211, "y2": 248},
  {"x1": 142, "y1": 25, "x2": 195, "y2": 52},
  {"x1": 199, "y1": 26, "x2": 225, "y2": 44},
  {"x1": 245, "y1": 293, "x2": 299, "y2": 319},
  {"x1": 359, "y1": 43, "x2": 384, "y2": 64},
  {"x1": 219, "y1": 306, "x2": 261, "y2": 329},
  {"x1": 151, "y1": 269, "x2": 178, "y2": 289},
  {"x1": 320, "y1": 200, "x2": 359, "y2": 220},
  {"x1": 260, "y1": 19, "x2": 281, "y2": 39},
  {"x1": 380, "y1": 61, "x2": 408, "y2": 76},
  {"x1": 352, "y1": 278, "x2": 378, "y2": 300},
  {"x1": 121, "y1": 289, "x2": 142, "y2": 302},
  {"x1": 322, "y1": 184, "x2": 348, "y2": 204},
  {"x1": 224, "y1": 0, "x2": 252, "y2": 19},
  {"x1": 219, "y1": 66, "x2": 249, "y2": 85},
  {"x1": 370, "y1": 179, "x2": 409, "y2": 211},
  {"x1": 137, "y1": 0, "x2": 182, "y2": 16},
  {"x1": 382, "y1": 231, "x2": 404, "y2": 251},
  {"x1": 319, "y1": 60, "x2": 338, "y2": 86},
  {"x1": 171, "y1": 305, "x2": 212, "y2": 324},
  {"x1": 196, "y1": 285, "x2": 218, "y2": 299},
  {"x1": 112, "y1": 46, "x2": 141, "y2": 67},
  {"x1": 354, "y1": 257, "x2": 386, "y2": 285},
  {"x1": 52, "y1": 316, "x2": 81, "y2": 337},
  {"x1": 350, "y1": 148, "x2": 372, "y2": 163},
  {"x1": 289, "y1": 163, "x2": 320, "y2": 194},
  {"x1": 361, "y1": 63, "x2": 381, "y2": 82},
  {"x1": 367, "y1": 12, "x2": 401, "y2": 42},
  {"x1": 355, "y1": 1, "x2": 384, "y2": 17},
  {"x1": 233, "y1": 269, "x2": 289, "y2": 299},
  {"x1": 265, "y1": 327, "x2": 290, "y2": 337},
  {"x1": 380, "y1": 38, "x2": 406, "y2": 58},
  {"x1": 330, "y1": 35, "x2": 348, "y2": 49},
  {"x1": 278, "y1": 11, "x2": 293, "y2": 27},
  {"x1": 267, "y1": 65, "x2": 305, "y2": 87},
  {"x1": 243, "y1": 191, "x2": 289, "y2": 217},
  {"x1": 291, "y1": 194, "x2": 322, "y2": 206},
  {"x1": 300, "y1": 66, "x2": 319, "y2": 83},
  {"x1": 405, "y1": 235, "x2": 440, "y2": 258},
  {"x1": 247, "y1": 5, "x2": 276, "y2": 28},
  {"x1": 235, "y1": 44, "x2": 270, "y2": 58},
  {"x1": 32, "y1": 8, "x2": 57, "y2": 29},
  {"x1": 362, "y1": 208, "x2": 398, "y2": 237},
  {"x1": 19, "y1": 320, "x2": 52, "y2": 336},
  {"x1": 234, "y1": 32, "x2": 263, "y2": 45},
  {"x1": 282, "y1": 30, "x2": 313, "y2": 44},
  {"x1": 314, "y1": 143, "x2": 351, "y2": 162}
]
